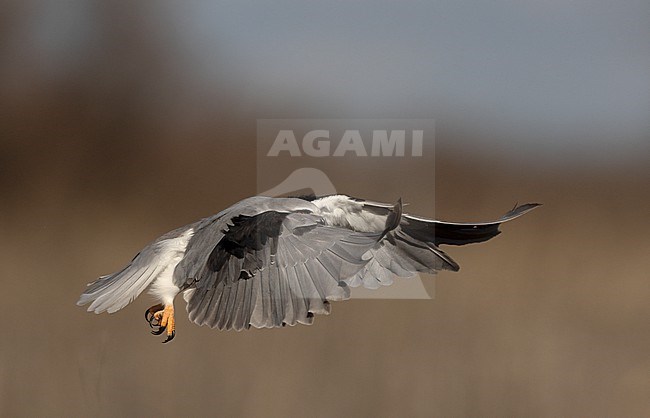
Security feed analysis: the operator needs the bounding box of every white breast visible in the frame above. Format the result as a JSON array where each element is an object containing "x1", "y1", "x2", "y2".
[
  {"x1": 147, "y1": 228, "x2": 194, "y2": 305},
  {"x1": 311, "y1": 195, "x2": 387, "y2": 233}
]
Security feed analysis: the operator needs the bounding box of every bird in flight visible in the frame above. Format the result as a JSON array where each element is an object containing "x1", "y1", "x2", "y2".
[{"x1": 78, "y1": 195, "x2": 539, "y2": 343}]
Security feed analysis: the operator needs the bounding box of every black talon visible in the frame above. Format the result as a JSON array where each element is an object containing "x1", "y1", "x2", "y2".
[
  {"x1": 162, "y1": 330, "x2": 176, "y2": 343},
  {"x1": 145, "y1": 304, "x2": 164, "y2": 324},
  {"x1": 151, "y1": 325, "x2": 166, "y2": 335},
  {"x1": 148, "y1": 316, "x2": 160, "y2": 329}
]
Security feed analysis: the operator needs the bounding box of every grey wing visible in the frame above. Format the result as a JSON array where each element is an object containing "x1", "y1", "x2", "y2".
[
  {"x1": 179, "y1": 209, "x2": 398, "y2": 331},
  {"x1": 347, "y1": 200, "x2": 540, "y2": 288},
  {"x1": 77, "y1": 226, "x2": 193, "y2": 314},
  {"x1": 347, "y1": 228, "x2": 458, "y2": 289}
]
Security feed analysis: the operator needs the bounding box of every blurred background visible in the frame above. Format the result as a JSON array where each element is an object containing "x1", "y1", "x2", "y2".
[{"x1": 1, "y1": 1, "x2": 649, "y2": 416}]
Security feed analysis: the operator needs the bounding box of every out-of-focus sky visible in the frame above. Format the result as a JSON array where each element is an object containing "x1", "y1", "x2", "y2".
[{"x1": 5, "y1": 1, "x2": 648, "y2": 164}]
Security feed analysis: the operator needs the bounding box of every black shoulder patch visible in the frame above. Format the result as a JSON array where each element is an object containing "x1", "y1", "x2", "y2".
[
  {"x1": 207, "y1": 211, "x2": 288, "y2": 272},
  {"x1": 289, "y1": 193, "x2": 320, "y2": 201}
]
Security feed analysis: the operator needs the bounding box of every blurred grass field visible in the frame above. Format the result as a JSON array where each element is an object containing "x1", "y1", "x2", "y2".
[{"x1": 1, "y1": 137, "x2": 649, "y2": 416}]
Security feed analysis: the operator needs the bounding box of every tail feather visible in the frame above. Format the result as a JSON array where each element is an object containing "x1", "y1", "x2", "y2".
[
  {"x1": 77, "y1": 259, "x2": 160, "y2": 314},
  {"x1": 77, "y1": 227, "x2": 194, "y2": 314}
]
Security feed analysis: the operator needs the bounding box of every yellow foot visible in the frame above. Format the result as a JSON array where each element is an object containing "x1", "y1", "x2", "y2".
[{"x1": 145, "y1": 304, "x2": 176, "y2": 343}]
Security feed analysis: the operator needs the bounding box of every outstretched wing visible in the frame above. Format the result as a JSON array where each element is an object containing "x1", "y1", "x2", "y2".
[
  {"x1": 180, "y1": 206, "x2": 399, "y2": 331},
  {"x1": 347, "y1": 200, "x2": 540, "y2": 289}
]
